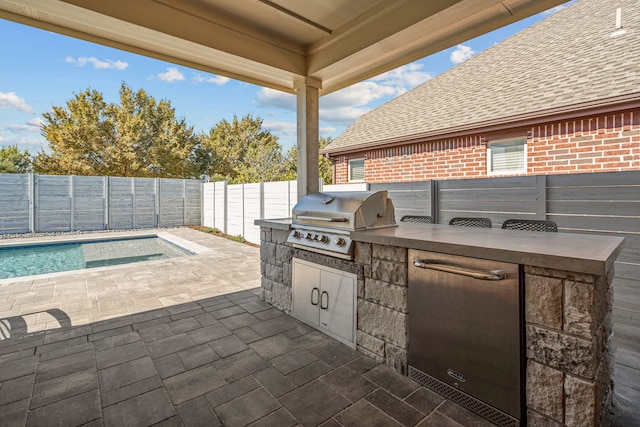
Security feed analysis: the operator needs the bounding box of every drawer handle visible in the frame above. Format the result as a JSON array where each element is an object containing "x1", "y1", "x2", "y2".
[
  {"x1": 311, "y1": 287, "x2": 319, "y2": 305},
  {"x1": 413, "y1": 260, "x2": 506, "y2": 281},
  {"x1": 320, "y1": 291, "x2": 329, "y2": 310}
]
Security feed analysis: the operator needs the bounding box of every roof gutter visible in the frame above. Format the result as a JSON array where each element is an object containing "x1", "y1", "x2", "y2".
[{"x1": 322, "y1": 93, "x2": 640, "y2": 156}]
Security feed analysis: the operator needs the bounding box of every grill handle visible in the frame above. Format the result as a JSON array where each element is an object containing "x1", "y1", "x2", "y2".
[
  {"x1": 413, "y1": 259, "x2": 506, "y2": 281},
  {"x1": 294, "y1": 215, "x2": 349, "y2": 222}
]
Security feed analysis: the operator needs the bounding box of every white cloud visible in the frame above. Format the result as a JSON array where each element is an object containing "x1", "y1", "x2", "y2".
[
  {"x1": 65, "y1": 56, "x2": 128, "y2": 70},
  {"x1": 7, "y1": 118, "x2": 42, "y2": 133},
  {"x1": 450, "y1": 44, "x2": 476, "y2": 64},
  {"x1": 193, "y1": 74, "x2": 231, "y2": 85},
  {"x1": 320, "y1": 127, "x2": 336, "y2": 136},
  {"x1": 262, "y1": 120, "x2": 296, "y2": 136},
  {"x1": 0, "y1": 92, "x2": 33, "y2": 113},
  {"x1": 370, "y1": 63, "x2": 431, "y2": 89},
  {"x1": 154, "y1": 67, "x2": 185, "y2": 82},
  {"x1": 257, "y1": 88, "x2": 296, "y2": 111},
  {"x1": 256, "y1": 62, "x2": 432, "y2": 127}
]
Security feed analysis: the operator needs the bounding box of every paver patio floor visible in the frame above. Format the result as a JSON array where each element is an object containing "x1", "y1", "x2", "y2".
[{"x1": 0, "y1": 228, "x2": 636, "y2": 426}]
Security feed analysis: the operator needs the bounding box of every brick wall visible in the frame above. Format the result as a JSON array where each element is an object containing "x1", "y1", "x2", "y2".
[{"x1": 331, "y1": 110, "x2": 640, "y2": 184}]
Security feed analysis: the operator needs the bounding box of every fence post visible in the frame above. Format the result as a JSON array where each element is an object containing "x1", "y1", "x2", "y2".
[
  {"x1": 69, "y1": 175, "x2": 75, "y2": 231},
  {"x1": 104, "y1": 176, "x2": 110, "y2": 230},
  {"x1": 259, "y1": 182, "x2": 265, "y2": 220},
  {"x1": 183, "y1": 180, "x2": 187, "y2": 226},
  {"x1": 28, "y1": 173, "x2": 35, "y2": 233},
  {"x1": 535, "y1": 175, "x2": 547, "y2": 219},
  {"x1": 223, "y1": 181, "x2": 228, "y2": 234},
  {"x1": 200, "y1": 180, "x2": 204, "y2": 227},
  {"x1": 155, "y1": 178, "x2": 160, "y2": 227},
  {"x1": 430, "y1": 179, "x2": 439, "y2": 224}
]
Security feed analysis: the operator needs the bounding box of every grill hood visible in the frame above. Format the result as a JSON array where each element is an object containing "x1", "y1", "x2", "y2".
[{"x1": 291, "y1": 191, "x2": 396, "y2": 231}]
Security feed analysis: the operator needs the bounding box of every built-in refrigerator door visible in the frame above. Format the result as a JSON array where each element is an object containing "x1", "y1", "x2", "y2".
[{"x1": 408, "y1": 250, "x2": 522, "y2": 422}]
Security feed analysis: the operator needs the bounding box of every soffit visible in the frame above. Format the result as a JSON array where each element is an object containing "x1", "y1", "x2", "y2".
[{"x1": 0, "y1": 0, "x2": 566, "y2": 94}]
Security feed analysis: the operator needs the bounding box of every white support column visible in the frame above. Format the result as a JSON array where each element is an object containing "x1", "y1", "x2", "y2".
[{"x1": 295, "y1": 77, "x2": 321, "y2": 200}]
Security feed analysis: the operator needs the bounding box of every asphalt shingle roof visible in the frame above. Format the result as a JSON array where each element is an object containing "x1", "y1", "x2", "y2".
[{"x1": 325, "y1": 0, "x2": 640, "y2": 154}]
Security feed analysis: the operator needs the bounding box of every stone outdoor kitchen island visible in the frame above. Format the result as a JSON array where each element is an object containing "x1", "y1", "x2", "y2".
[{"x1": 256, "y1": 218, "x2": 624, "y2": 426}]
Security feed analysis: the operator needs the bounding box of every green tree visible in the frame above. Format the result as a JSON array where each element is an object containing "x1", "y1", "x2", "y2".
[
  {"x1": 197, "y1": 114, "x2": 287, "y2": 183},
  {"x1": 34, "y1": 83, "x2": 198, "y2": 178},
  {"x1": 284, "y1": 136, "x2": 333, "y2": 185},
  {"x1": 0, "y1": 145, "x2": 32, "y2": 173}
]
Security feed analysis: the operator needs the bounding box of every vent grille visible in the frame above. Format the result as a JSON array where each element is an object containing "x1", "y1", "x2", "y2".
[{"x1": 409, "y1": 365, "x2": 519, "y2": 427}]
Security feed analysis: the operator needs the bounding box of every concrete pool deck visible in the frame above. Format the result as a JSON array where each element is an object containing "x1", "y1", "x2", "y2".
[
  {"x1": 0, "y1": 227, "x2": 495, "y2": 426},
  {"x1": 0, "y1": 228, "x2": 636, "y2": 426}
]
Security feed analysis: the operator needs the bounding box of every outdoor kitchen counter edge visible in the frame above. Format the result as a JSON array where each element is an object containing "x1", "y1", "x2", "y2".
[
  {"x1": 255, "y1": 219, "x2": 624, "y2": 276},
  {"x1": 352, "y1": 223, "x2": 624, "y2": 276},
  {"x1": 255, "y1": 218, "x2": 624, "y2": 275}
]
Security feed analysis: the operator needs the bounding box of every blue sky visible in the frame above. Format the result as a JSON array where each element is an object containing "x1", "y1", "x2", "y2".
[{"x1": 0, "y1": 3, "x2": 571, "y2": 154}]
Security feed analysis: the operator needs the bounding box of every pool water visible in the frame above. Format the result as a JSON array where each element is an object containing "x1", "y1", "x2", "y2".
[{"x1": 0, "y1": 237, "x2": 191, "y2": 280}]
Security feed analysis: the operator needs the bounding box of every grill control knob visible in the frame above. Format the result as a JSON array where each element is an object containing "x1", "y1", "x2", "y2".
[
  {"x1": 291, "y1": 231, "x2": 301, "y2": 239},
  {"x1": 305, "y1": 233, "x2": 313, "y2": 240},
  {"x1": 334, "y1": 237, "x2": 346, "y2": 247},
  {"x1": 319, "y1": 235, "x2": 329, "y2": 244}
]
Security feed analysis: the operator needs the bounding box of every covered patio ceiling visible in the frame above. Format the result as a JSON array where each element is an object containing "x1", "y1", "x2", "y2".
[{"x1": 1, "y1": 0, "x2": 565, "y2": 96}]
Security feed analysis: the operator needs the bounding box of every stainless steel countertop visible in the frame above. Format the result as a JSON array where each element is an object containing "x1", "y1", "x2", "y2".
[
  {"x1": 255, "y1": 218, "x2": 624, "y2": 275},
  {"x1": 352, "y1": 223, "x2": 624, "y2": 276}
]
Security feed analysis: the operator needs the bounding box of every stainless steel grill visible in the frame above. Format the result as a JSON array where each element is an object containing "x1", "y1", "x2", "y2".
[{"x1": 287, "y1": 191, "x2": 396, "y2": 259}]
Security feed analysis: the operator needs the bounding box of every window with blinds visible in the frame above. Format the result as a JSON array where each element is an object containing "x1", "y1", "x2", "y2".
[
  {"x1": 348, "y1": 158, "x2": 365, "y2": 182},
  {"x1": 487, "y1": 138, "x2": 527, "y2": 174}
]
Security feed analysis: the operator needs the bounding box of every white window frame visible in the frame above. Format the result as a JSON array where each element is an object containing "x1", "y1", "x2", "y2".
[
  {"x1": 487, "y1": 137, "x2": 527, "y2": 175},
  {"x1": 348, "y1": 158, "x2": 365, "y2": 182}
]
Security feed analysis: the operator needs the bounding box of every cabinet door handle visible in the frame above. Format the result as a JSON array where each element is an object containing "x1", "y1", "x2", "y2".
[
  {"x1": 320, "y1": 291, "x2": 329, "y2": 310},
  {"x1": 311, "y1": 287, "x2": 319, "y2": 306}
]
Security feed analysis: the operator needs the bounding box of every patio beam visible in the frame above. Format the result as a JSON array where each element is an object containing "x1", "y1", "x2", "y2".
[{"x1": 295, "y1": 77, "x2": 321, "y2": 200}]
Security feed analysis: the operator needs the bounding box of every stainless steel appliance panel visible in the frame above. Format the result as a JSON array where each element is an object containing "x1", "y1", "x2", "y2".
[{"x1": 408, "y1": 250, "x2": 522, "y2": 420}]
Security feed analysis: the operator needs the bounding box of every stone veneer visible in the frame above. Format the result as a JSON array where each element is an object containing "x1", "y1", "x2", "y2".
[{"x1": 259, "y1": 226, "x2": 614, "y2": 427}]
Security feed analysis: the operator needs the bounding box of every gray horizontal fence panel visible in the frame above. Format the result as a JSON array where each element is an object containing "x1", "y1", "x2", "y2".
[
  {"x1": 158, "y1": 179, "x2": 184, "y2": 227},
  {"x1": 549, "y1": 215, "x2": 640, "y2": 233},
  {"x1": 547, "y1": 200, "x2": 640, "y2": 217},
  {"x1": 227, "y1": 185, "x2": 244, "y2": 236},
  {"x1": 0, "y1": 217, "x2": 30, "y2": 233},
  {"x1": 547, "y1": 170, "x2": 640, "y2": 235},
  {"x1": 72, "y1": 176, "x2": 106, "y2": 231},
  {"x1": 0, "y1": 173, "x2": 30, "y2": 233},
  {"x1": 547, "y1": 170, "x2": 640, "y2": 187},
  {"x1": 109, "y1": 177, "x2": 134, "y2": 230},
  {"x1": 370, "y1": 181, "x2": 431, "y2": 219},
  {"x1": 185, "y1": 181, "x2": 202, "y2": 225},
  {"x1": 437, "y1": 177, "x2": 538, "y2": 225},
  {"x1": 547, "y1": 186, "x2": 640, "y2": 201},
  {"x1": 243, "y1": 183, "x2": 261, "y2": 244},
  {"x1": 134, "y1": 178, "x2": 157, "y2": 228},
  {"x1": 36, "y1": 176, "x2": 72, "y2": 232},
  {"x1": 263, "y1": 181, "x2": 291, "y2": 218}
]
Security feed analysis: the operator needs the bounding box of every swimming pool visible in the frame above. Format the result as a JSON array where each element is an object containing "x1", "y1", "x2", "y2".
[{"x1": 0, "y1": 236, "x2": 192, "y2": 280}]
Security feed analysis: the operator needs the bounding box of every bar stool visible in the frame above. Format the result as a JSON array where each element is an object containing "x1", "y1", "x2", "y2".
[
  {"x1": 400, "y1": 215, "x2": 433, "y2": 224},
  {"x1": 448, "y1": 217, "x2": 492, "y2": 228},
  {"x1": 501, "y1": 219, "x2": 558, "y2": 232}
]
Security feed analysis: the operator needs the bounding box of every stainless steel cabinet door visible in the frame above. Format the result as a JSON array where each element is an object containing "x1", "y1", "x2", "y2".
[
  {"x1": 292, "y1": 259, "x2": 321, "y2": 326},
  {"x1": 319, "y1": 269, "x2": 355, "y2": 343},
  {"x1": 292, "y1": 258, "x2": 356, "y2": 348}
]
